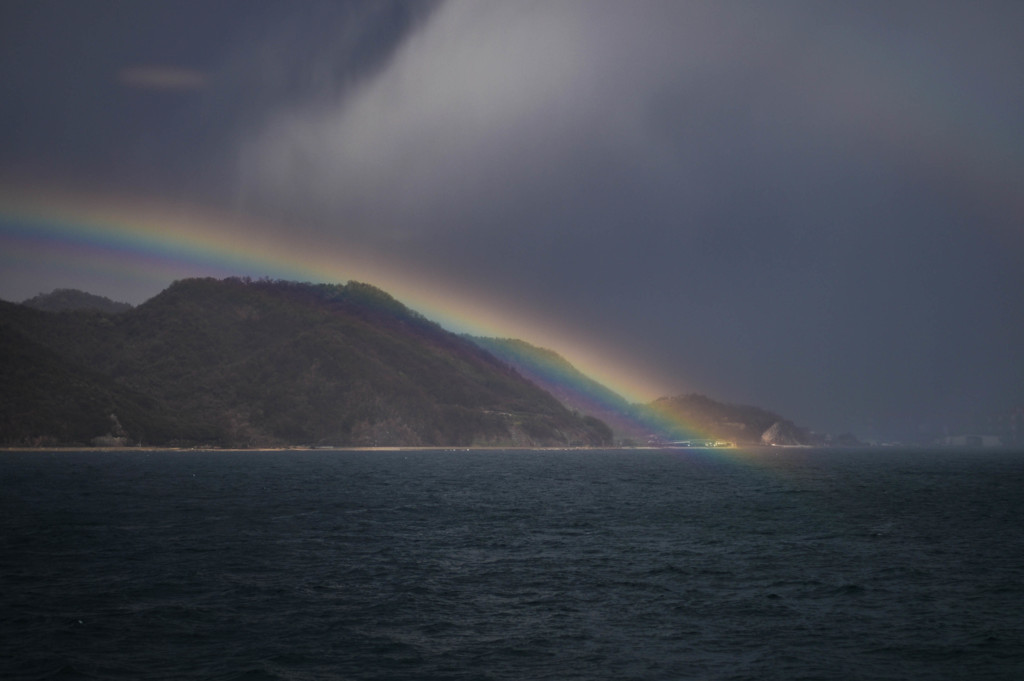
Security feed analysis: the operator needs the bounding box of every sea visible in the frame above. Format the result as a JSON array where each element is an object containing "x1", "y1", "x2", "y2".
[{"x1": 2, "y1": 447, "x2": 1023, "y2": 681}]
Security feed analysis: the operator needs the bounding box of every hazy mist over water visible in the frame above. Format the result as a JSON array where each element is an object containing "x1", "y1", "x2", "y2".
[{"x1": 3, "y1": 448, "x2": 1023, "y2": 680}]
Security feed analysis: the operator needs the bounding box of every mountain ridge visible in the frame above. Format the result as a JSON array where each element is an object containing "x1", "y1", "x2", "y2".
[
  {"x1": 465, "y1": 336, "x2": 836, "y2": 446},
  {"x1": 1, "y1": 278, "x2": 612, "y2": 448},
  {"x1": 4, "y1": 278, "x2": 843, "y2": 448},
  {"x1": 22, "y1": 289, "x2": 133, "y2": 314},
  {"x1": 465, "y1": 335, "x2": 650, "y2": 443}
]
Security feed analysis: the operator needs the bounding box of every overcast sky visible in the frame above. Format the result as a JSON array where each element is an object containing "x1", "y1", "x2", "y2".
[{"x1": 2, "y1": 0, "x2": 1022, "y2": 438}]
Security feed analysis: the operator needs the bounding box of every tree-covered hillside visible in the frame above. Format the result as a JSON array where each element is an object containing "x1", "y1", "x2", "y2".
[
  {"x1": 467, "y1": 336, "x2": 637, "y2": 443},
  {"x1": 1, "y1": 278, "x2": 612, "y2": 448},
  {"x1": 466, "y1": 337, "x2": 822, "y2": 446}
]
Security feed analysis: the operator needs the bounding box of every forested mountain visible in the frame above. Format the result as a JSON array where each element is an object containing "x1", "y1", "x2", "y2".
[
  {"x1": 1, "y1": 278, "x2": 612, "y2": 448},
  {"x1": 466, "y1": 336, "x2": 648, "y2": 443},
  {"x1": 466, "y1": 337, "x2": 826, "y2": 446},
  {"x1": 0, "y1": 316, "x2": 170, "y2": 446}
]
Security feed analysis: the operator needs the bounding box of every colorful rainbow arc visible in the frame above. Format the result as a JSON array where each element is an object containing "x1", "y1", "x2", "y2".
[{"x1": 1, "y1": 188, "x2": 741, "y2": 450}]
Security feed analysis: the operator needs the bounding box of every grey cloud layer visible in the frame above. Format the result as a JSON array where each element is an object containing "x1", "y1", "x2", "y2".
[
  {"x1": 239, "y1": 2, "x2": 792, "y2": 232},
  {"x1": 238, "y1": 1, "x2": 1023, "y2": 240},
  {"x1": 228, "y1": 1, "x2": 1024, "y2": 433}
]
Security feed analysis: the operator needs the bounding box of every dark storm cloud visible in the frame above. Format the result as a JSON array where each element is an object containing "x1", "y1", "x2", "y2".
[
  {"x1": 0, "y1": 1, "x2": 235, "y2": 178},
  {"x1": 3, "y1": 1, "x2": 1022, "y2": 437},
  {"x1": 237, "y1": 1, "x2": 1024, "y2": 235},
  {"x1": 0, "y1": 0, "x2": 431, "y2": 191},
  {"x1": 227, "y1": 1, "x2": 1024, "y2": 434}
]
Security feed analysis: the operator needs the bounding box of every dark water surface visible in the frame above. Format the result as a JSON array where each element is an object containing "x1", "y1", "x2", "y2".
[{"x1": 3, "y1": 448, "x2": 1023, "y2": 680}]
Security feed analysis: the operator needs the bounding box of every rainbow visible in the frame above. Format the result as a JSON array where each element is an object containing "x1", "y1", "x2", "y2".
[
  {"x1": 468, "y1": 337, "x2": 761, "y2": 448},
  {"x1": 1, "y1": 185, "x2": 745, "y2": 450}
]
